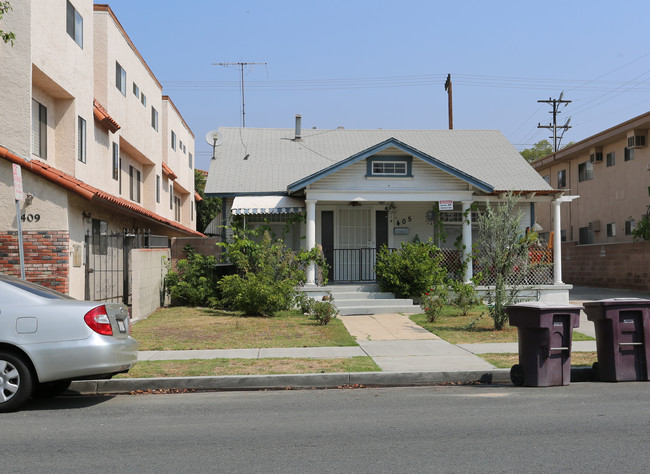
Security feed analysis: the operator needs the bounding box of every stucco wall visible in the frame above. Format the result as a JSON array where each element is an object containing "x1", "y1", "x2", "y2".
[{"x1": 131, "y1": 248, "x2": 170, "y2": 321}]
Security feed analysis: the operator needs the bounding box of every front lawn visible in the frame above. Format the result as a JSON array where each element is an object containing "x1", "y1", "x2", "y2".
[
  {"x1": 410, "y1": 306, "x2": 595, "y2": 344},
  {"x1": 117, "y1": 357, "x2": 379, "y2": 378},
  {"x1": 132, "y1": 307, "x2": 357, "y2": 351},
  {"x1": 479, "y1": 352, "x2": 598, "y2": 369}
]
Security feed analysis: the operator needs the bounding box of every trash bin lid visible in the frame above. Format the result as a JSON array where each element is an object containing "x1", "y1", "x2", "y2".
[
  {"x1": 584, "y1": 298, "x2": 650, "y2": 306},
  {"x1": 506, "y1": 301, "x2": 584, "y2": 310}
]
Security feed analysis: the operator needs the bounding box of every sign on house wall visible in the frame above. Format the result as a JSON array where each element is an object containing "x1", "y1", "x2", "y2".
[{"x1": 13, "y1": 164, "x2": 23, "y2": 200}]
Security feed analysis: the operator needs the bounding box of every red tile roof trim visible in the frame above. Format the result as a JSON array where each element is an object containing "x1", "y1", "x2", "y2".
[
  {"x1": 1, "y1": 146, "x2": 203, "y2": 236},
  {"x1": 194, "y1": 191, "x2": 203, "y2": 202},
  {"x1": 161, "y1": 162, "x2": 177, "y2": 180},
  {"x1": 93, "y1": 99, "x2": 120, "y2": 133}
]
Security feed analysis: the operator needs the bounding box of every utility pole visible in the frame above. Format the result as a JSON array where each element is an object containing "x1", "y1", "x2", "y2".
[
  {"x1": 538, "y1": 92, "x2": 571, "y2": 151},
  {"x1": 213, "y1": 62, "x2": 267, "y2": 127},
  {"x1": 444, "y1": 74, "x2": 453, "y2": 129}
]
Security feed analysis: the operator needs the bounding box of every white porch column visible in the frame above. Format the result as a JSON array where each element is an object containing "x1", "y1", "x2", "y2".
[
  {"x1": 461, "y1": 200, "x2": 473, "y2": 283},
  {"x1": 305, "y1": 199, "x2": 317, "y2": 286},
  {"x1": 553, "y1": 198, "x2": 563, "y2": 284}
]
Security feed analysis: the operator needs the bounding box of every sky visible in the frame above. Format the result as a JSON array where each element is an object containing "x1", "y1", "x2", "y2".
[{"x1": 104, "y1": 0, "x2": 650, "y2": 171}]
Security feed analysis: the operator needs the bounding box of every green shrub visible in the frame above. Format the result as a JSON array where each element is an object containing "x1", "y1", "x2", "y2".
[
  {"x1": 450, "y1": 280, "x2": 481, "y2": 316},
  {"x1": 310, "y1": 300, "x2": 339, "y2": 325},
  {"x1": 164, "y1": 247, "x2": 221, "y2": 306},
  {"x1": 420, "y1": 285, "x2": 448, "y2": 323},
  {"x1": 294, "y1": 292, "x2": 316, "y2": 315},
  {"x1": 218, "y1": 274, "x2": 296, "y2": 317},
  {"x1": 375, "y1": 240, "x2": 446, "y2": 298}
]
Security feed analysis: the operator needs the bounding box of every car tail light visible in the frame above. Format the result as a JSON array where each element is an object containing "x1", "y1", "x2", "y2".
[{"x1": 84, "y1": 305, "x2": 113, "y2": 336}]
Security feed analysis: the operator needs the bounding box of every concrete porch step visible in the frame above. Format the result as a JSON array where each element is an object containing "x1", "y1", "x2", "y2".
[{"x1": 327, "y1": 283, "x2": 421, "y2": 316}]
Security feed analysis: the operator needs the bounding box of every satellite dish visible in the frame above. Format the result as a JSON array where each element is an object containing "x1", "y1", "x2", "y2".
[{"x1": 205, "y1": 130, "x2": 223, "y2": 146}]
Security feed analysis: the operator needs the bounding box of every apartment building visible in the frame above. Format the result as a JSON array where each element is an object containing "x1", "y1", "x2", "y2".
[
  {"x1": 532, "y1": 112, "x2": 650, "y2": 290},
  {"x1": 0, "y1": 1, "x2": 200, "y2": 299}
]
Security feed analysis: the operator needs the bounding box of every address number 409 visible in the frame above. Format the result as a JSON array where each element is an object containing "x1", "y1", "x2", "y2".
[{"x1": 21, "y1": 213, "x2": 41, "y2": 222}]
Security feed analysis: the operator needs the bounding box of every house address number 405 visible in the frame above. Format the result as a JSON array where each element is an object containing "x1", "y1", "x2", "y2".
[{"x1": 21, "y1": 213, "x2": 41, "y2": 223}]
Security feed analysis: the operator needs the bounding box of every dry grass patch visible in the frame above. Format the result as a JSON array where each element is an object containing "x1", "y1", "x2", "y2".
[
  {"x1": 132, "y1": 307, "x2": 357, "y2": 351},
  {"x1": 479, "y1": 352, "x2": 598, "y2": 369},
  {"x1": 117, "y1": 357, "x2": 379, "y2": 378},
  {"x1": 410, "y1": 306, "x2": 595, "y2": 344}
]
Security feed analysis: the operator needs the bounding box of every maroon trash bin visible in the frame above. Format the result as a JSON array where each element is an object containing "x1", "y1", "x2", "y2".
[
  {"x1": 506, "y1": 302, "x2": 582, "y2": 387},
  {"x1": 583, "y1": 299, "x2": 650, "y2": 382}
]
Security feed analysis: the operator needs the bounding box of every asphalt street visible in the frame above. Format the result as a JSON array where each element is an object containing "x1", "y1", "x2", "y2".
[{"x1": 2, "y1": 383, "x2": 649, "y2": 473}]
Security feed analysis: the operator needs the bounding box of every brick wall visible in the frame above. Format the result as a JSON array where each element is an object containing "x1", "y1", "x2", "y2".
[
  {"x1": 562, "y1": 241, "x2": 650, "y2": 291},
  {"x1": 0, "y1": 231, "x2": 69, "y2": 293}
]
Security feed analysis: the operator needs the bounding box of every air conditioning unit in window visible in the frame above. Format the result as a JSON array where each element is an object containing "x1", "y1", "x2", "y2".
[
  {"x1": 588, "y1": 220, "x2": 601, "y2": 232},
  {"x1": 589, "y1": 147, "x2": 603, "y2": 163},
  {"x1": 627, "y1": 130, "x2": 647, "y2": 149}
]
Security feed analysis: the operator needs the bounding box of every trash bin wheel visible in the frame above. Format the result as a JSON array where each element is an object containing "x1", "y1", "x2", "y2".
[
  {"x1": 591, "y1": 361, "x2": 600, "y2": 382},
  {"x1": 510, "y1": 364, "x2": 524, "y2": 386}
]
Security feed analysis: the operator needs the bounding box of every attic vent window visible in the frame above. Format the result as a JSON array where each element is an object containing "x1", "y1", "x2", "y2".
[{"x1": 366, "y1": 156, "x2": 413, "y2": 177}]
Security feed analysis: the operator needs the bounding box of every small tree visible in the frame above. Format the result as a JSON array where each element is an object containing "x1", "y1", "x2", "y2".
[{"x1": 476, "y1": 193, "x2": 531, "y2": 330}]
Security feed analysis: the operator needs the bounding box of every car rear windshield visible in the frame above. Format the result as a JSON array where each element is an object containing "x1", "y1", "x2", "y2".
[{"x1": 0, "y1": 276, "x2": 75, "y2": 300}]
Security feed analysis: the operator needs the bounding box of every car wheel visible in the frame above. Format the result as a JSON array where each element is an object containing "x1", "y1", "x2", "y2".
[
  {"x1": 0, "y1": 352, "x2": 34, "y2": 413},
  {"x1": 33, "y1": 380, "x2": 72, "y2": 399}
]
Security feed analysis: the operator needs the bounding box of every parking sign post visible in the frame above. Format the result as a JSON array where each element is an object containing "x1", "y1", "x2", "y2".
[{"x1": 12, "y1": 164, "x2": 26, "y2": 279}]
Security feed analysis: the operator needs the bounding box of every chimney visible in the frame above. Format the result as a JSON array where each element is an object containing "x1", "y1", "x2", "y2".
[{"x1": 295, "y1": 114, "x2": 302, "y2": 141}]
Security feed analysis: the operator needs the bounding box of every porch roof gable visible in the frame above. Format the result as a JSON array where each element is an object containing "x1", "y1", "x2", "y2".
[{"x1": 287, "y1": 137, "x2": 494, "y2": 193}]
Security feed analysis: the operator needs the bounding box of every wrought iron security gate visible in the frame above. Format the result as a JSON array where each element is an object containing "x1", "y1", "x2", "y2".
[{"x1": 84, "y1": 229, "x2": 168, "y2": 304}]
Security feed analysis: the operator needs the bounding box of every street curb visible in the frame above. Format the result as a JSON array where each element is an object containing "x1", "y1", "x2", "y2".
[{"x1": 69, "y1": 369, "x2": 514, "y2": 395}]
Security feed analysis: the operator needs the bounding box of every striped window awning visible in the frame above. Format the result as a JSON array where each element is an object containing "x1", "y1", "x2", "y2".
[{"x1": 230, "y1": 196, "x2": 305, "y2": 215}]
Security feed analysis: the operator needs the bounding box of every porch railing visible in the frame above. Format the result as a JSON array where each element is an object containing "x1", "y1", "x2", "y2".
[{"x1": 324, "y1": 247, "x2": 554, "y2": 285}]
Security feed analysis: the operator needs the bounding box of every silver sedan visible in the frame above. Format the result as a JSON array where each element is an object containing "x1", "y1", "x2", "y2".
[{"x1": 0, "y1": 273, "x2": 138, "y2": 412}]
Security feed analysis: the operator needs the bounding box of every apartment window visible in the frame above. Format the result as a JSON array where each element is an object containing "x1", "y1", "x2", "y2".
[
  {"x1": 151, "y1": 107, "x2": 158, "y2": 131},
  {"x1": 141, "y1": 93, "x2": 146, "y2": 107},
  {"x1": 578, "y1": 161, "x2": 593, "y2": 182},
  {"x1": 77, "y1": 116, "x2": 86, "y2": 163},
  {"x1": 183, "y1": 144, "x2": 187, "y2": 154},
  {"x1": 606, "y1": 152, "x2": 615, "y2": 167},
  {"x1": 189, "y1": 152, "x2": 193, "y2": 168},
  {"x1": 607, "y1": 222, "x2": 616, "y2": 238},
  {"x1": 579, "y1": 226, "x2": 594, "y2": 245},
  {"x1": 116, "y1": 62, "x2": 126, "y2": 96},
  {"x1": 129, "y1": 166, "x2": 141, "y2": 203},
  {"x1": 557, "y1": 169, "x2": 566, "y2": 188},
  {"x1": 174, "y1": 196, "x2": 181, "y2": 221},
  {"x1": 543, "y1": 175, "x2": 550, "y2": 184},
  {"x1": 133, "y1": 82, "x2": 140, "y2": 98},
  {"x1": 91, "y1": 219, "x2": 108, "y2": 256},
  {"x1": 66, "y1": 1, "x2": 83, "y2": 48},
  {"x1": 171, "y1": 131, "x2": 177, "y2": 150},
  {"x1": 625, "y1": 220, "x2": 636, "y2": 235},
  {"x1": 112, "y1": 143, "x2": 119, "y2": 180},
  {"x1": 32, "y1": 99, "x2": 47, "y2": 158},
  {"x1": 156, "y1": 175, "x2": 160, "y2": 203},
  {"x1": 624, "y1": 147, "x2": 634, "y2": 161},
  {"x1": 180, "y1": 140, "x2": 184, "y2": 154},
  {"x1": 169, "y1": 185, "x2": 173, "y2": 210}
]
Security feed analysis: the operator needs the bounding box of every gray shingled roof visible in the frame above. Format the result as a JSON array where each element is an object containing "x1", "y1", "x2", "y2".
[{"x1": 205, "y1": 128, "x2": 552, "y2": 195}]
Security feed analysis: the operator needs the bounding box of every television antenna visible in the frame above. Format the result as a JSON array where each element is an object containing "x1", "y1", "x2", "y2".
[{"x1": 213, "y1": 62, "x2": 267, "y2": 127}]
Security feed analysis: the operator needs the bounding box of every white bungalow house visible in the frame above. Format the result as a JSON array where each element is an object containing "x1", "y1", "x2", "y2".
[{"x1": 205, "y1": 116, "x2": 572, "y2": 305}]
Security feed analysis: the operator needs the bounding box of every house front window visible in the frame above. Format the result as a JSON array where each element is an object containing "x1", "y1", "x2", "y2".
[{"x1": 366, "y1": 156, "x2": 412, "y2": 177}]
